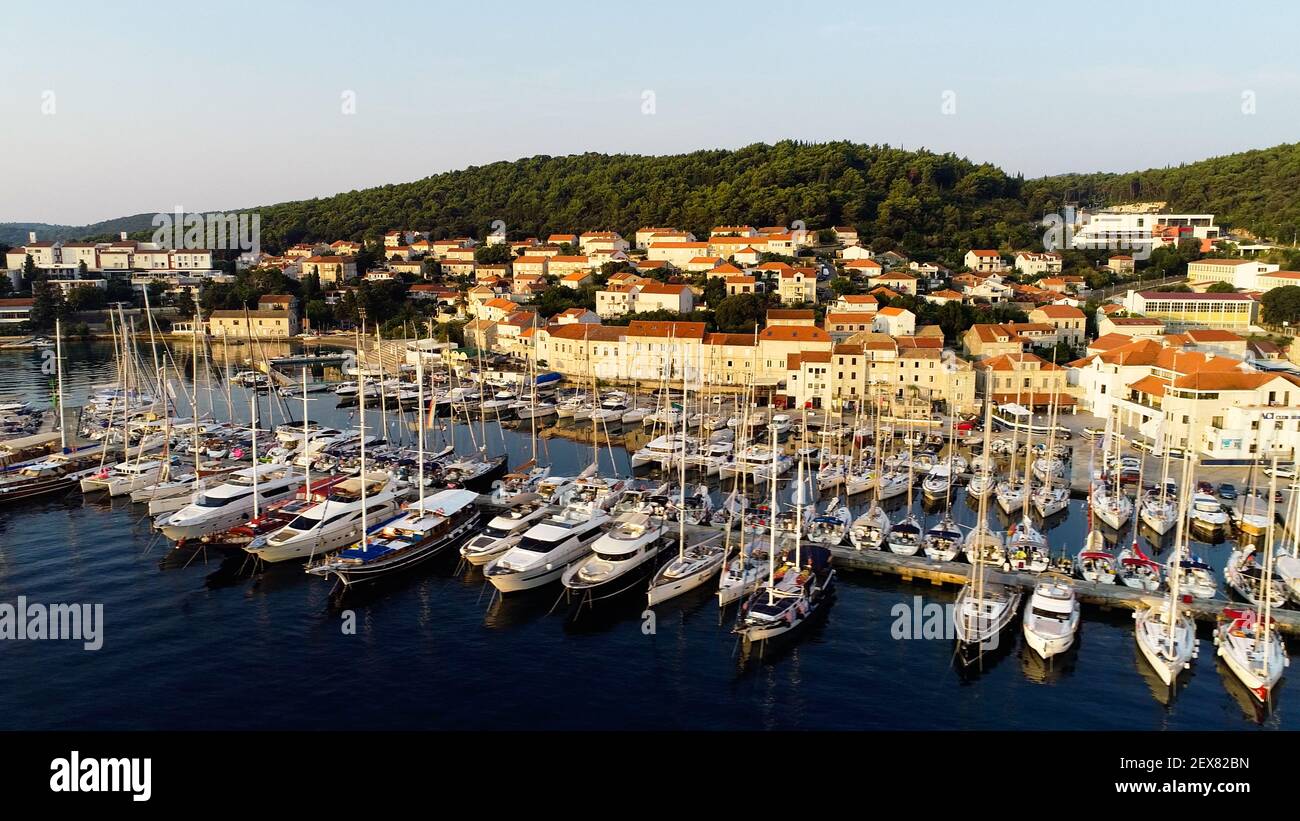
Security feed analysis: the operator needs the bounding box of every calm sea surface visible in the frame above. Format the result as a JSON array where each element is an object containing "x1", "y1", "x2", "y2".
[{"x1": 0, "y1": 341, "x2": 1290, "y2": 730}]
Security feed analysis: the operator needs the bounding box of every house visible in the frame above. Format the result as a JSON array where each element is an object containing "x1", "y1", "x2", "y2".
[
  {"x1": 726, "y1": 275, "x2": 759, "y2": 296},
  {"x1": 300, "y1": 256, "x2": 357, "y2": 286},
  {"x1": 478, "y1": 297, "x2": 522, "y2": 322},
  {"x1": 874, "y1": 271, "x2": 918, "y2": 296},
  {"x1": 964, "y1": 249, "x2": 1007, "y2": 273},
  {"x1": 549, "y1": 256, "x2": 590, "y2": 277},
  {"x1": 823, "y1": 311, "x2": 878, "y2": 342},
  {"x1": 593, "y1": 283, "x2": 692, "y2": 318},
  {"x1": 840, "y1": 245, "x2": 875, "y2": 261},
  {"x1": 1097, "y1": 315, "x2": 1166, "y2": 339},
  {"x1": 208, "y1": 309, "x2": 298, "y2": 339},
  {"x1": 578, "y1": 231, "x2": 629, "y2": 254},
  {"x1": 687, "y1": 256, "x2": 724, "y2": 273},
  {"x1": 776, "y1": 268, "x2": 816, "y2": 305},
  {"x1": 843, "y1": 259, "x2": 882, "y2": 277},
  {"x1": 706, "y1": 262, "x2": 745, "y2": 279},
  {"x1": 634, "y1": 227, "x2": 687, "y2": 249},
  {"x1": 1107, "y1": 255, "x2": 1135, "y2": 274},
  {"x1": 964, "y1": 323, "x2": 1028, "y2": 359},
  {"x1": 553, "y1": 307, "x2": 600, "y2": 325},
  {"x1": 512, "y1": 256, "x2": 548, "y2": 279},
  {"x1": 1121, "y1": 289, "x2": 1257, "y2": 331},
  {"x1": 648, "y1": 241, "x2": 710, "y2": 268},
  {"x1": 1186, "y1": 259, "x2": 1279, "y2": 291},
  {"x1": 974, "y1": 352, "x2": 1073, "y2": 411},
  {"x1": 1028, "y1": 304, "x2": 1086, "y2": 346},
  {"x1": 834, "y1": 226, "x2": 860, "y2": 246},
  {"x1": 872, "y1": 306, "x2": 915, "y2": 336},
  {"x1": 765, "y1": 309, "x2": 817, "y2": 327},
  {"x1": 1164, "y1": 328, "x2": 1249, "y2": 358},
  {"x1": 547, "y1": 234, "x2": 579, "y2": 247},
  {"x1": 1014, "y1": 252, "x2": 1063, "y2": 276},
  {"x1": 923, "y1": 289, "x2": 965, "y2": 306},
  {"x1": 833, "y1": 294, "x2": 879, "y2": 313}
]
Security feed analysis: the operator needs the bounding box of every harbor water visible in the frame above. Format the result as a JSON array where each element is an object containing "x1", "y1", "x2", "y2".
[{"x1": 0, "y1": 342, "x2": 1292, "y2": 730}]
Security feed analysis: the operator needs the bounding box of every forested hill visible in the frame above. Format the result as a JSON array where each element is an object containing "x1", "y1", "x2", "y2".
[
  {"x1": 0, "y1": 213, "x2": 159, "y2": 247},
  {"x1": 245, "y1": 141, "x2": 1043, "y2": 266},
  {"x1": 1030, "y1": 142, "x2": 1300, "y2": 241},
  {"x1": 7, "y1": 140, "x2": 1299, "y2": 260}
]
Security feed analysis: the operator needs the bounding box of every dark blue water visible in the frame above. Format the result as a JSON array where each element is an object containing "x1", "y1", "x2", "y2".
[{"x1": 0, "y1": 342, "x2": 1290, "y2": 730}]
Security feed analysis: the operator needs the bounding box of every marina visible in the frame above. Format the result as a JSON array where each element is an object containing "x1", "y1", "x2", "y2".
[{"x1": 2, "y1": 331, "x2": 1298, "y2": 730}]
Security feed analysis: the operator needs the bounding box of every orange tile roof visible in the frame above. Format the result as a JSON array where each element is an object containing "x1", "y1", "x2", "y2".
[{"x1": 760, "y1": 326, "x2": 830, "y2": 343}]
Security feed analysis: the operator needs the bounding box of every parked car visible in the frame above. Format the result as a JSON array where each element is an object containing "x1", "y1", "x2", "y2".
[
  {"x1": 1264, "y1": 464, "x2": 1297, "y2": 480},
  {"x1": 1218, "y1": 483, "x2": 1238, "y2": 500},
  {"x1": 1081, "y1": 427, "x2": 1103, "y2": 440}
]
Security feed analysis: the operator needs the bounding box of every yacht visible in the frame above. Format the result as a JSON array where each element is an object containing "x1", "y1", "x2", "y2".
[
  {"x1": 489, "y1": 465, "x2": 551, "y2": 505},
  {"x1": 1031, "y1": 483, "x2": 1070, "y2": 518},
  {"x1": 1189, "y1": 492, "x2": 1229, "y2": 533},
  {"x1": 1076, "y1": 532, "x2": 1117, "y2": 584},
  {"x1": 953, "y1": 568, "x2": 1022, "y2": 650},
  {"x1": 805, "y1": 498, "x2": 850, "y2": 546},
  {"x1": 247, "y1": 471, "x2": 410, "y2": 563},
  {"x1": 735, "y1": 546, "x2": 835, "y2": 643},
  {"x1": 562, "y1": 513, "x2": 667, "y2": 600},
  {"x1": 1215, "y1": 608, "x2": 1289, "y2": 703},
  {"x1": 197, "y1": 475, "x2": 348, "y2": 552},
  {"x1": 921, "y1": 465, "x2": 952, "y2": 500},
  {"x1": 0, "y1": 450, "x2": 117, "y2": 504},
  {"x1": 79, "y1": 456, "x2": 173, "y2": 496},
  {"x1": 306, "y1": 489, "x2": 481, "y2": 586},
  {"x1": 1090, "y1": 479, "x2": 1132, "y2": 531},
  {"x1": 460, "y1": 493, "x2": 550, "y2": 566},
  {"x1": 684, "y1": 440, "x2": 732, "y2": 476},
  {"x1": 848, "y1": 504, "x2": 890, "y2": 550},
  {"x1": 1139, "y1": 490, "x2": 1178, "y2": 535},
  {"x1": 631, "y1": 433, "x2": 685, "y2": 470},
  {"x1": 484, "y1": 506, "x2": 611, "y2": 593},
  {"x1": 1116, "y1": 545, "x2": 1163, "y2": 592},
  {"x1": 159, "y1": 464, "x2": 303, "y2": 542},
  {"x1": 717, "y1": 542, "x2": 770, "y2": 607},
  {"x1": 922, "y1": 515, "x2": 964, "y2": 562},
  {"x1": 886, "y1": 513, "x2": 921, "y2": 556},
  {"x1": 439, "y1": 451, "x2": 509, "y2": 492},
  {"x1": 1225, "y1": 547, "x2": 1287, "y2": 608},
  {"x1": 1005, "y1": 520, "x2": 1050, "y2": 573},
  {"x1": 647, "y1": 536, "x2": 727, "y2": 606},
  {"x1": 1134, "y1": 598, "x2": 1196, "y2": 687},
  {"x1": 767, "y1": 414, "x2": 792, "y2": 436},
  {"x1": 1022, "y1": 574, "x2": 1080, "y2": 659},
  {"x1": 1176, "y1": 553, "x2": 1219, "y2": 599}
]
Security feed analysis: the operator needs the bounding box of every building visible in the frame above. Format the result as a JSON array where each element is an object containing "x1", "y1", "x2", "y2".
[
  {"x1": 1097, "y1": 315, "x2": 1166, "y2": 339},
  {"x1": 964, "y1": 250, "x2": 1007, "y2": 273},
  {"x1": 1014, "y1": 252, "x2": 1063, "y2": 276},
  {"x1": 1069, "y1": 335, "x2": 1300, "y2": 459},
  {"x1": 775, "y1": 268, "x2": 817, "y2": 305},
  {"x1": 301, "y1": 256, "x2": 357, "y2": 286},
  {"x1": 975, "y1": 352, "x2": 1074, "y2": 412},
  {"x1": 208, "y1": 309, "x2": 298, "y2": 339},
  {"x1": 1122, "y1": 289, "x2": 1258, "y2": 331},
  {"x1": 1187, "y1": 258, "x2": 1280, "y2": 291},
  {"x1": 872, "y1": 306, "x2": 915, "y2": 336},
  {"x1": 0, "y1": 297, "x2": 34, "y2": 325},
  {"x1": 1028, "y1": 304, "x2": 1086, "y2": 346},
  {"x1": 594, "y1": 283, "x2": 693, "y2": 318}
]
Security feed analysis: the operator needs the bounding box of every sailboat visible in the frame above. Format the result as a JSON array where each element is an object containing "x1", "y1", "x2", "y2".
[
  {"x1": 953, "y1": 392, "x2": 1022, "y2": 656},
  {"x1": 1005, "y1": 401, "x2": 1049, "y2": 572},
  {"x1": 1140, "y1": 416, "x2": 1178, "y2": 535},
  {"x1": 1133, "y1": 423, "x2": 1199, "y2": 688},
  {"x1": 963, "y1": 394, "x2": 1006, "y2": 567},
  {"x1": 1214, "y1": 460, "x2": 1289, "y2": 702},
  {"x1": 735, "y1": 432, "x2": 836, "y2": 643},
  {"x1": 306, "y1": 353, "x2": 480, "y2": 585},
  {"x1": 886, "y1": 416, "x2": 921, "y2": 555},
  {"x1": 647, "y1": 352, "x2": 726, "y2": 606}
]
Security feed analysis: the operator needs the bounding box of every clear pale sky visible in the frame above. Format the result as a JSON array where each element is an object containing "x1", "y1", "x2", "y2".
[{"x1": 3, "y1": 0, "x2": 1298, "y2": 225}]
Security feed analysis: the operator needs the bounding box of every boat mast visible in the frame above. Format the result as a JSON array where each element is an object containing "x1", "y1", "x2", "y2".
[
  {"x1": 301, "y1": 364, "x2": 311, "y2": 509},
  {"x1": 1261, "y1": 455, "x2": 1279, "y2": 675},
  {"x1": 416, "y1": 349, "x2": 425, "y2": 512},
  {"x1": 242, "y1": 306, "x2": 260, "y2": 519},
  {"x1": 677, "y1": 335, "x2": 687, "y2": 560},
  {"x1": 358, "y1": 318, "x2": 369, "y2": 548},
  {"x1": 767, "y1": 427, "x2": 778, "y2": 606},
  {"x1": 54, "y1": 317, "x2": 66, "y2": 452}
]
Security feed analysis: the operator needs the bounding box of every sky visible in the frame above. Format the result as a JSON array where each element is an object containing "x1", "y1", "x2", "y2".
[{"x1": 3, "y1": 0, "x2": 1299, "y2": 225}]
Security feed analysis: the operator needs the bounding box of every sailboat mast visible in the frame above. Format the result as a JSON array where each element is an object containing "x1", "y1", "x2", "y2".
[
  {"x1": 417, "y1": 351, "x2": 425, "y2": 511},
  {"x1": 358, "y1": 320, "x2": 369, "y2": 546},
  {"x1": 302, "y1": 366, "x2": 311, "y2": 509},
  {"x1": 54, "y1": 317, "x2": 66, "y2": 452},
  {"x1": 767, "y1": 427, "x2": 778, "y2": 605},
  {"x1": 677, "y1": 338, "x2": 687, "y2": 560}
]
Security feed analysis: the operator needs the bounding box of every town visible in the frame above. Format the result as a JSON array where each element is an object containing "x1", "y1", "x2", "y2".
[{"x1": 4, "y1": 206, "x2": 1298, "y2": 464}]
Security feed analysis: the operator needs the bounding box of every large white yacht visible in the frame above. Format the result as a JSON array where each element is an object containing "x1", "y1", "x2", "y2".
[
  {"x1": 159, "y1": 464, "x2": 303, "y2": 541},
  {"x1": 246, "y1": 471, "x2": 410, "y2": 563}
]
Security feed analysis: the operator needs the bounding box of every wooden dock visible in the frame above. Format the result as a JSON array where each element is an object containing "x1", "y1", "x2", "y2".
[{"x1": 826, "y1": 544, "x2": 1300, "y2": 636}]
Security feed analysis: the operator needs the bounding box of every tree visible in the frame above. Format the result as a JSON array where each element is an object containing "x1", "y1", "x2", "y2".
[
  {"x1": 22, "y1": 254, "x2": 36, "y2": 290},
  {"x1": 1205, "y1": 281, "x2": 1237, "y2": 293},
  {"x1": 65, "y1": 285, "x2": 108, "y2": 312},
  {"x1": 29, "y1": 277, "x2": 66, "y2": 331},
  {"x1": 306, "y1": 299, "x2": 331, "y2": 331},
  {"x1": 1261, "y1": 285, "x2": 1300, "y2": 326},
  {"x1": 714, "y1": 293, "x2": 766, "y2": 333},
  {"x1": 474, "y1": 243, "x2": 512, "y2": 264},
  {"x1": 0, "y1": 271, "x2": 12, "y2": 299}
]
